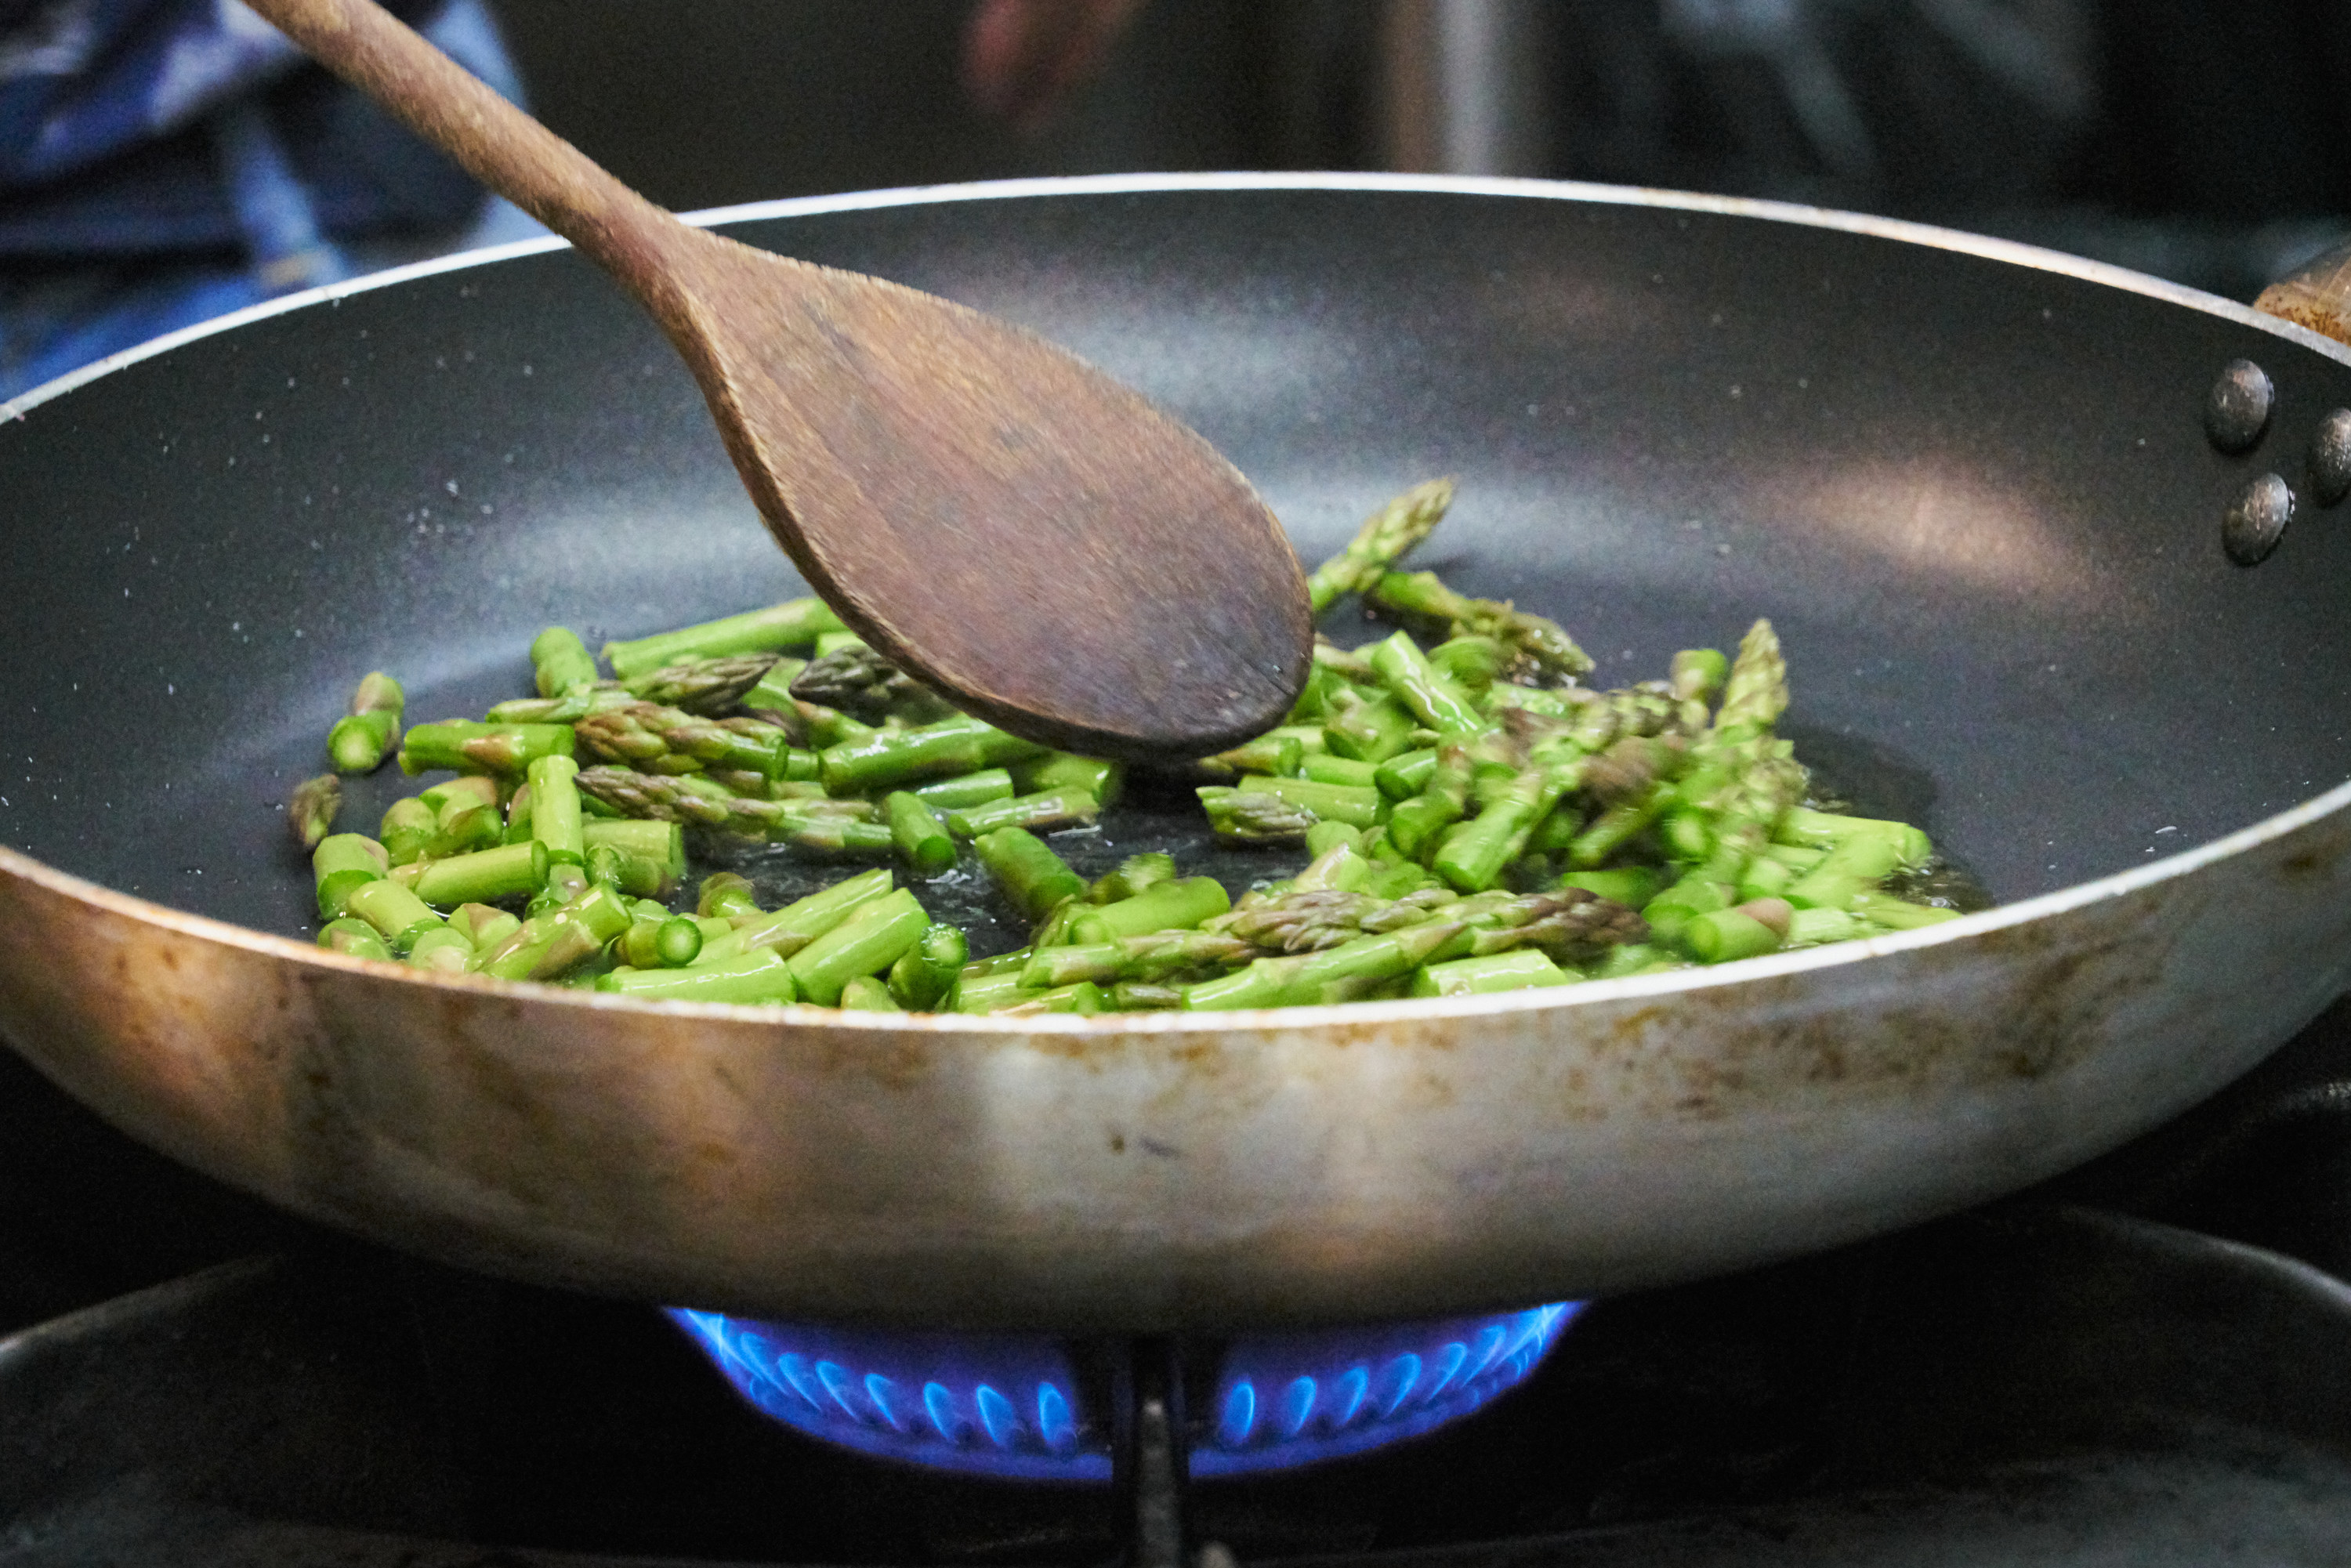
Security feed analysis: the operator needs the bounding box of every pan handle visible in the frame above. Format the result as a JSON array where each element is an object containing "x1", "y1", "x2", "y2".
[{"x1": 2255, "y1": 238, "x2": 2351, "y2": 349}]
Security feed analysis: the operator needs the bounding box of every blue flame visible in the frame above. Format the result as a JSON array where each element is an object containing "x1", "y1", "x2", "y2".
[
  {"x1": 668, "y1": 1299, "x2": 1581, "y2": 1481},
  {"x1": 1219, "y1": 1380, "x2": 1257, "y2": 1447},
  {"x1": 1189, "y1": 1302, "x2": 1582, "y2": 1476},
  {"x1": 668, "y1": 1311, "x2": 1107, "y2": 1480}
]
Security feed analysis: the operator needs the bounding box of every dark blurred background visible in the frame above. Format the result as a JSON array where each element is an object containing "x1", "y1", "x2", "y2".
[{"x1": 490, "y1": 0, "x2": 2350, "y2": 302}]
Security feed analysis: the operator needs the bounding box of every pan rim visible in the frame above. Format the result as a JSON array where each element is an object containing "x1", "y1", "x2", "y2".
[{"x1": 4, "y1": 171, "x2": 2346, "y2": 1034}]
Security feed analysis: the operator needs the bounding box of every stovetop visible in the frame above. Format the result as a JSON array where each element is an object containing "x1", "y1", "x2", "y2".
[{"x1": 11, "y1": 998, "x2": 2351, "y2": 1567}]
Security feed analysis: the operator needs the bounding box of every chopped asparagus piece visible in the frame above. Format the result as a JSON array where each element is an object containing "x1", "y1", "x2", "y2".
[{"x1": 603, "y1": 598, "x2": 846, "y2": 680}]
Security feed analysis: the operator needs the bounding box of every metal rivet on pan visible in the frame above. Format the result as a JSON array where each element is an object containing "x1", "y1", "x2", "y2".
[
  {"x1": 2314, "y1": 409, "x2": 2351, "y2": 506},
  {"x1": 2223, "y1": 473, "x2": 2295, "y2": 565},
  {"x1": 2206, "y1": 359, "x2": 2274, "y2": 453}
]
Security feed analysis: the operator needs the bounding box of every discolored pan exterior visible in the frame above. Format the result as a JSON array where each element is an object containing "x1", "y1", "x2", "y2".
[{"x1": 2, "y1": 176, "x2": 2350, "y2": 1328}]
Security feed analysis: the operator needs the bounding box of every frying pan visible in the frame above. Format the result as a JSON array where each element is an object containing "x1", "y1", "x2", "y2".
[{"x1": 4, "y1": 174, "x2": 2351, "y2": 1332}]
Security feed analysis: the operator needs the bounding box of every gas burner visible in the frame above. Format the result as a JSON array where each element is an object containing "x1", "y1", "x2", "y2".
[{"x1": 667, "y1": 1302, "x2": 1581, "y2": 1479}]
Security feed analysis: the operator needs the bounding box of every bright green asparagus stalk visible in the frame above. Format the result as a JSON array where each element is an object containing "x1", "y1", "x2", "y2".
[
  {"x1": 1580, "y1": 735, "x2": 1687, "y2": 806},
  {"x1": 789, "y1": 644, "x2": 955, "y2": 725},
  {"x1": 1783, "y1": 833, "x2": 1914, "y2": 911},
  {"x1": 1430, "y1": 635, "x2": 1510, "y2": 693},
  {"x1": 1675, "y1": 735, "x2": 1807, "y2": 864},
  {"x1": 994, "y1": 981, "x2": 1109, "y2": 1016},
  {"x1": 887, "y1": 922, "x2": 969, "y2": 1009},
  {"x1": 697, "y1": 871, "x2": 763, "y2": 920},
  {"x1": 1119, "y1": 924, "x2": 1264, "y2": 981},
  {"x1": 621, "y1": 653, "x2": 778, "y2": 714},
  {"x1": 1681, "y1": 899, "x2": 1791, "y2": 963},
  {"x1": 405, "y1": 925, "x2": 476, "y2": 975},
  {"x1": 1773, "y1": 806, "x2": 1933, "y2": 863},
  {"x1": 486, "y1": 664, "x2": 770, "y2": 728},
  {"x1": 1021, "y1": 929, "x2": 1258, "y2": 988},
  {"x1": 484, "y1": 688, "x2": 635, "y2": 726},
  {"x1": 1284, "y1": 659, "x2": 1354, "y2": 724},
  {"x1": 787, "y1": 888, "x2": 931, "y2": 1005},
  {"x1": 759, "y1": 697, "x2": 871, "y2": 751},
  {"x1": 602, "y1": 597, "x2": 845, "y2": 681},
  {"x1": 819, "y1": 713, "x2": 1048, "y2": 795},
  {"x1": 734, "y1": 868, "x2": 894, "y2": 958},
  {"x1": 944, "y1": 788, "x2": 1100, "y2": 838},
  {"x1": 376, "y1": 796, "x2": 438, "y2": 867},
  {"x1": 762, "y1": 813, "x2": 892, "y2": 854},
  {"x1": 288, "y1": 773, "x2": 341, "y2": 850},
  {"x1": 839, "y1": 976, "x2": 904, "y2": 1012},
  {"x1": 616, "y1": 911, "x2": 705, "y2": 969},
  {"x1": 912, "y1": 770, "x2": 1016, "y2": 812},
  {"x1": 527, "y1": 753, "x2": 585, "y2": 866},
  {"x1": 1234, "y1": 775, "x2": 1386, "y2": 829},
  {"x1": 479, "y1": 883, "x2": 632, "y2": 981},
  {"x1": 1367, "y1": 631, "x2": 1485, "y2": 734},
  {"x1": 316, "y1": 917, "x2": 392, "y2": 961},
  {"x1": 1068, "y1": 877, "x2": 1231, "y2": 943},
  {"x1": 1847, "y1": 891, "x2": 1962, "y2": 931},
  {"x1": 1194, "y1": 733, "x2": 1304, "y2": 782},
  {"x1": 448, "y1": 902, "x2": 523, "y2": 951},
  {"x1": 1386, "y1": 744, "x2": 1473, "y2": 861},
  {"x1": 575, "y1": 766, "x2": 890, "y2": 851},
  {"x1": 328, "y1": 671, "x2": 404, "y2": 773},
  {"x1": 1453, "y1": 888, "x2": 1650, "y2": 964},
  {"x1": 1413, "y1": 951, "x2": 1570, "y2": 996},
  {"x1": 1183, "y1": 918, "x2": 1470, "y2": 1010},
  {"x1": 312, "y1": 832, "x2": 388, "y2": 920},
  {"x1": 1566, "y1": 784, "x2": 1670, "y2": 869},
  {"x1": 342, "y1": 877, "x2": 446, "y2": 954},
  {"x1": 1558, "y1": 866, "x2": 1667, "y2": 907},
  {"x1": 528, "y1": 860, "x2": 591, "y2": 918},
  {"x1": 598, "y1": 947, "x2": 800, "y2": 1005},
  {"x1": 1670, "y1": 647, "x2": 1729, "y2": 733},
  {"x1": 1375, "y1": 748, "x2": 1440, "y2": 801},
  {"x1": 1088, "y1": 853, "x2": 1176, "y2": 905},
  {"x1": 885, "y1": 791, "x2": 957, "y2": 876},
  {"x1": 736, "y1": 656, "x2": 807, "y2": 709},
  {"x1": 1432, "y1": 761, "x2": 1581, "y2": 893},
  {"x1": 973, "y1": 827, "x2": 1085, "y2": 923},
  {"x1": 1654, "y1": 625, "x2": 1802, "y2": 862},
  {"x1": 1367, "y1": 570, "x2": 1594, "y2": 680},
  {"x1": 1312, "y1": 638, "x2": 1382, "y2": 684},
  {"x1": 1112, "y1": 983, "x2": 1186, "y2": 1010},
  {"x1": 531, "y1": 627, "x2": 600, "y2": 697},
  {"x1": 574, "y1": 702, "x2": 789, "y2": 779},
  {"x1": 1306, "y1": 478, "x2": 1454, "y2": 615},
  {"x1": 399, "y1": 720, "x2": 574, "y2": 778},
  {"x1": 1216, "y1": 885, "x2": 1454, "y2": 953},
  {"x1": 581, "y1": 842, "x2": 628, "y2": 894},
  {"x1": 403, "y1": 841, "x2": 550, "y2": 907},
  {"x1": 1293, "y1": 840, "x2": 1374, "y2": 893},
  {"x1": 1320, "y1": 689, "x2": 1418, "y2": 764},
  {"x1": 1014, "y1": 752, "x2": 1125, "y2": 809},
  {"x1": 581, "y1": 818, "x2": 685, "y2": 896},
  {"x1": 398, "y1": 775, "x2": 503, "y2": 863},
  {"x1": 1598, "y1": 683, "x2": 1684, "y2": 741},
  {"x1": 1712, "y1": 619, "x2": 1788, "y2": 738},
  {"x1": 1197, "y1": 786, "x2": 1317, "y2": 846}
]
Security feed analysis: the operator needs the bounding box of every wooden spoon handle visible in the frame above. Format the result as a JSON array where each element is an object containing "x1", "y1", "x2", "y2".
[{"x1": 238, "y1": 0, "x2": 676, "y2": 272}]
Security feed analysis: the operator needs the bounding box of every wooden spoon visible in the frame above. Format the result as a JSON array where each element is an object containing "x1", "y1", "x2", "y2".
[{"x1": 241, "y1": 0, "x2": 1311, "y2": 758}]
